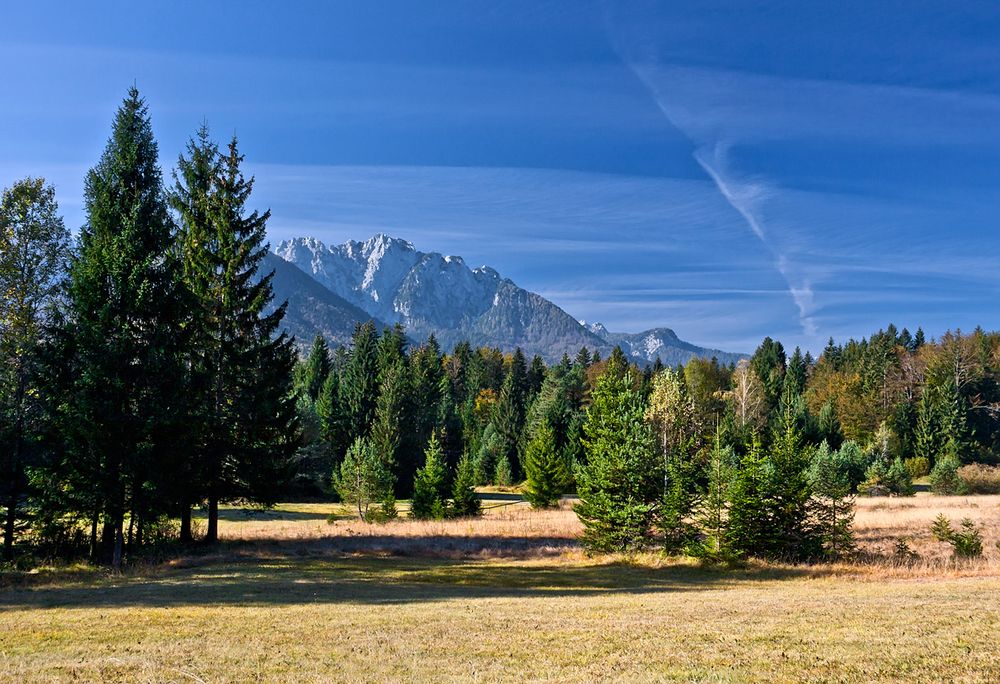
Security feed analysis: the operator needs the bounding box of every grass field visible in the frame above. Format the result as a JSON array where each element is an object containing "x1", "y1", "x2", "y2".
[{"x1": 2, "y1": 494, "x2": 999, "y2": 682}]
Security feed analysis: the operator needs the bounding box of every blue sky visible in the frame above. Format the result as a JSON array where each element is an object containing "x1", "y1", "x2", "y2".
[{"x1": 2, "y1": 1, "x2": 1000, "y2": 353}]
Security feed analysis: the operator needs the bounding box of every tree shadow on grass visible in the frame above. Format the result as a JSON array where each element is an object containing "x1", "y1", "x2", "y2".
[
  {"x1": 192, "y1": 508, "x2": 332, "y2": 522},
  {"x1": 0, "y1": 537, "x2": 815, "y2": 611}
]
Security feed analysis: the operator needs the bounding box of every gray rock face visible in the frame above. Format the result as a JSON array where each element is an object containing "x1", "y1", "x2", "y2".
[{"x1": 271, "y1": 233, "x2": 745, "y2": 365}]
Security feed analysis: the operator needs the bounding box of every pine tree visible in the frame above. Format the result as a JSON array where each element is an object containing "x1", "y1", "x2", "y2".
[
  {"x1": 574, "y1": 354, "x2": 660, "y2": 552},
  {"x1": 53, "y1": 88, "x2": 188, "y2": 567},
  {"x1": 451, "y1": 452, "x2": 481, "y2": 517},
  {"x1": 411, "y1": 432, "x2": 449, "y2": 519},
  {"x1": 523, "y1": 421, "x2": 569, "y2": 508},
  {"x1": 0, "y1": 177, "x2": 70, "y2": 560}
]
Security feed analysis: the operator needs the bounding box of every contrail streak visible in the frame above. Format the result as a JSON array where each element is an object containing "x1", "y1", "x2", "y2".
[{"x1": 623, "y1": 58, "x2": 819, "y2": 337}]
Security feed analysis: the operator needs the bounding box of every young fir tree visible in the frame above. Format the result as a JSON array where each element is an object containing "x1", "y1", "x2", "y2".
[
  {"x1": 808, "y1": 442, "x2": 856, "y2": 559},
  {"x1": 523, "y1": 421, "x2": 569, "y2": 508},
  {"x1": 691, "y1": 431, "x2": 735, "y2": 562},
  {"x1": 725, "y1": 435, "x2": 769, "y2": 558},
  {"x1": 55, "y1": 88, "x2": 188, "y2": 567},
  {"x1": 411, "y1": 432, "x2": 450, "y2": 519},
  {"x1": 333, "y1": 436, "x2": 392, "y2": 521},
  {"x1": 0, "y1": 178, "x2": 70, "y2": 560},
  {"x1": 451, "y1": 452, "x2": 481, "y2": 517},
  {"x1": 574, "y1": 353, "x2": 660, "y2": 552},
  {"x1": 173, "y1": 131, "x2": 299, "y2": 543},
  {"x1": 756, "y1": 409, "x2": 820, "y2": 560}
]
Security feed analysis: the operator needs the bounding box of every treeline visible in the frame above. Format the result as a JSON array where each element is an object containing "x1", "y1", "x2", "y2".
[
  {"x1": 0, "y1": 89, "x2": 297, "y2": 568},
  {"x1": 4, "y1": 88, "x2": 1000, "y2": 568},
  {"x1": 291, "y1": 320, "x2": 1000, "y2": 560}
]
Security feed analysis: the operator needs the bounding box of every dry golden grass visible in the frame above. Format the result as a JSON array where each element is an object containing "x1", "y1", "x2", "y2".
[
  {"x1": 2, "y1": 493, "x2": 999, "y2": 682},
  {"x1": 210, "y1": 493, "x2": 1000, "y2": 573}
]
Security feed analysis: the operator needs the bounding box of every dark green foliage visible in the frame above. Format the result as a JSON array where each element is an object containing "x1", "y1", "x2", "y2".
[
  {"x1": 341, "y1": 322, "x2": 380, "y2": 441},
  {"x1": 808, "y1": 442, "x2": 856, "y2": 558},
  {"x1": 930, "y1": 455, "x2": 965, "y2": 495},
  {"x1": 574, "y1": 354, "x2": 660, "y2": 553},
  {"x1": 523, "y1": 421, "x2": 569, "y2": 508},
  {"x1": 49, "y1": 87, "x2": 189, "y2": 568},
  {"x1": 451, "y1": 452, "x2": 481, "y2": 517},
  {"x1": 749, "y1": 336, "x2": 786, "y2": 411},
  {"x1": 296, "y1": 335, "x2": 332, "y2": 403},
  {"x1": 931, "y1": 514, "x2": 983, "y2": 558},
  {"x1": 173, "y1": 131, "x2": 299, "y2": 543},
  {"x1": 411, "y1": 432, "x2": 450, "y2": 519},
  {"x1": 371, "y1": 357, "x2": 409, "y2": 491},
  {"x1": 727, "y1": 416, "x2": 821, "y2": 561},
  {"x1": 0, "y1": 177, "x2": 70, "y2": 560},
  {"x1": 690, "y1": 433, "x2": 736, "y2": 563}
]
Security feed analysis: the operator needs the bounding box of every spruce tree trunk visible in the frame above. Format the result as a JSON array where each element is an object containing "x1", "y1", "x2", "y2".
[
  {"x1": 112, "y1": 518, "x2": 124, "y2": 571},
  {"x1": 89, "y1": 514, "x2": 99, "y2": 562},
  {"x1": 180, "y1": 505, "x2": 192, "y2": 544},
  {"x1": 101, "y1": 520, "x2": 115, "y2": 563},
  {"x1": 206, "y1": 496, "x2": 218, "y2": 543},
  {"x1": 3, "y1": 493, "x2": 17, "y2": 561},
  {"x1": 126, "y1": 510, "x2": 135, "y2": 551}
]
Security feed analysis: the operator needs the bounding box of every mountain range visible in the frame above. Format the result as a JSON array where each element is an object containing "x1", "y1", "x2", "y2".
[{"x1": 266, "y1": 234, "x2": 745, "y2": 366}]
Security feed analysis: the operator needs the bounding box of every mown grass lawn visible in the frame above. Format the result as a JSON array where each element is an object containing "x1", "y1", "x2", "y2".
[
  {"x1": 4, "y1": 493, "x2": 1000, "y2": 682},
  {"x1": 3, "y1": 550, "x2": 1000, "y2": 683}
]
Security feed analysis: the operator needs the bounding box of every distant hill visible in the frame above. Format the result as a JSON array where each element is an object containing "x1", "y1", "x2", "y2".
[
  {"x1": 583, "y1": 322, "x2": 746, "y2": 367},
  {"x1": 268, "y1": 233, "x2": 745, "y2": 365}
]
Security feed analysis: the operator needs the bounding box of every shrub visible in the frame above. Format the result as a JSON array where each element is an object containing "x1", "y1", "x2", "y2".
[
  {"x1": 931, "y1": 514, "x2": 983, "y2": 558},
  {"x1": 892, "y1": 537, "x2": 919, "y2": 563},
  {"x1": 859, "y1": 457, "x2": 913, "y2": 496},
  {"x1": 365, "y1": 495, "x2": 399, "y2": 524},
  {"x1": 930, "y1": 456, "x2": 965, "y2": 495},
  {"x1": 904, "y1": 456, "x2": 931, "y2": 479},
  {"x1": 886, "y1": 458, "x2": 915, "y2": 496},
  {"x1": 957, "y1": 463, "x2": 1000, "y2": 494}
]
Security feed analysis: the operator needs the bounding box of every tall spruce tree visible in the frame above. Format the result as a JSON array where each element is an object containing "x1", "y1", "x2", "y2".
[
  {"x1": 55, "y1": 87, "x2": 187, "y2": 567},
  {"x1": 174, "y1": 131, "x2": 298, "y2": 543},
  {"x1": 574, "y1": 353, "x2": 660, "y2": 552},
  {"x1": 340, "y1": 322, "x2": 380, "y2": 445}
]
